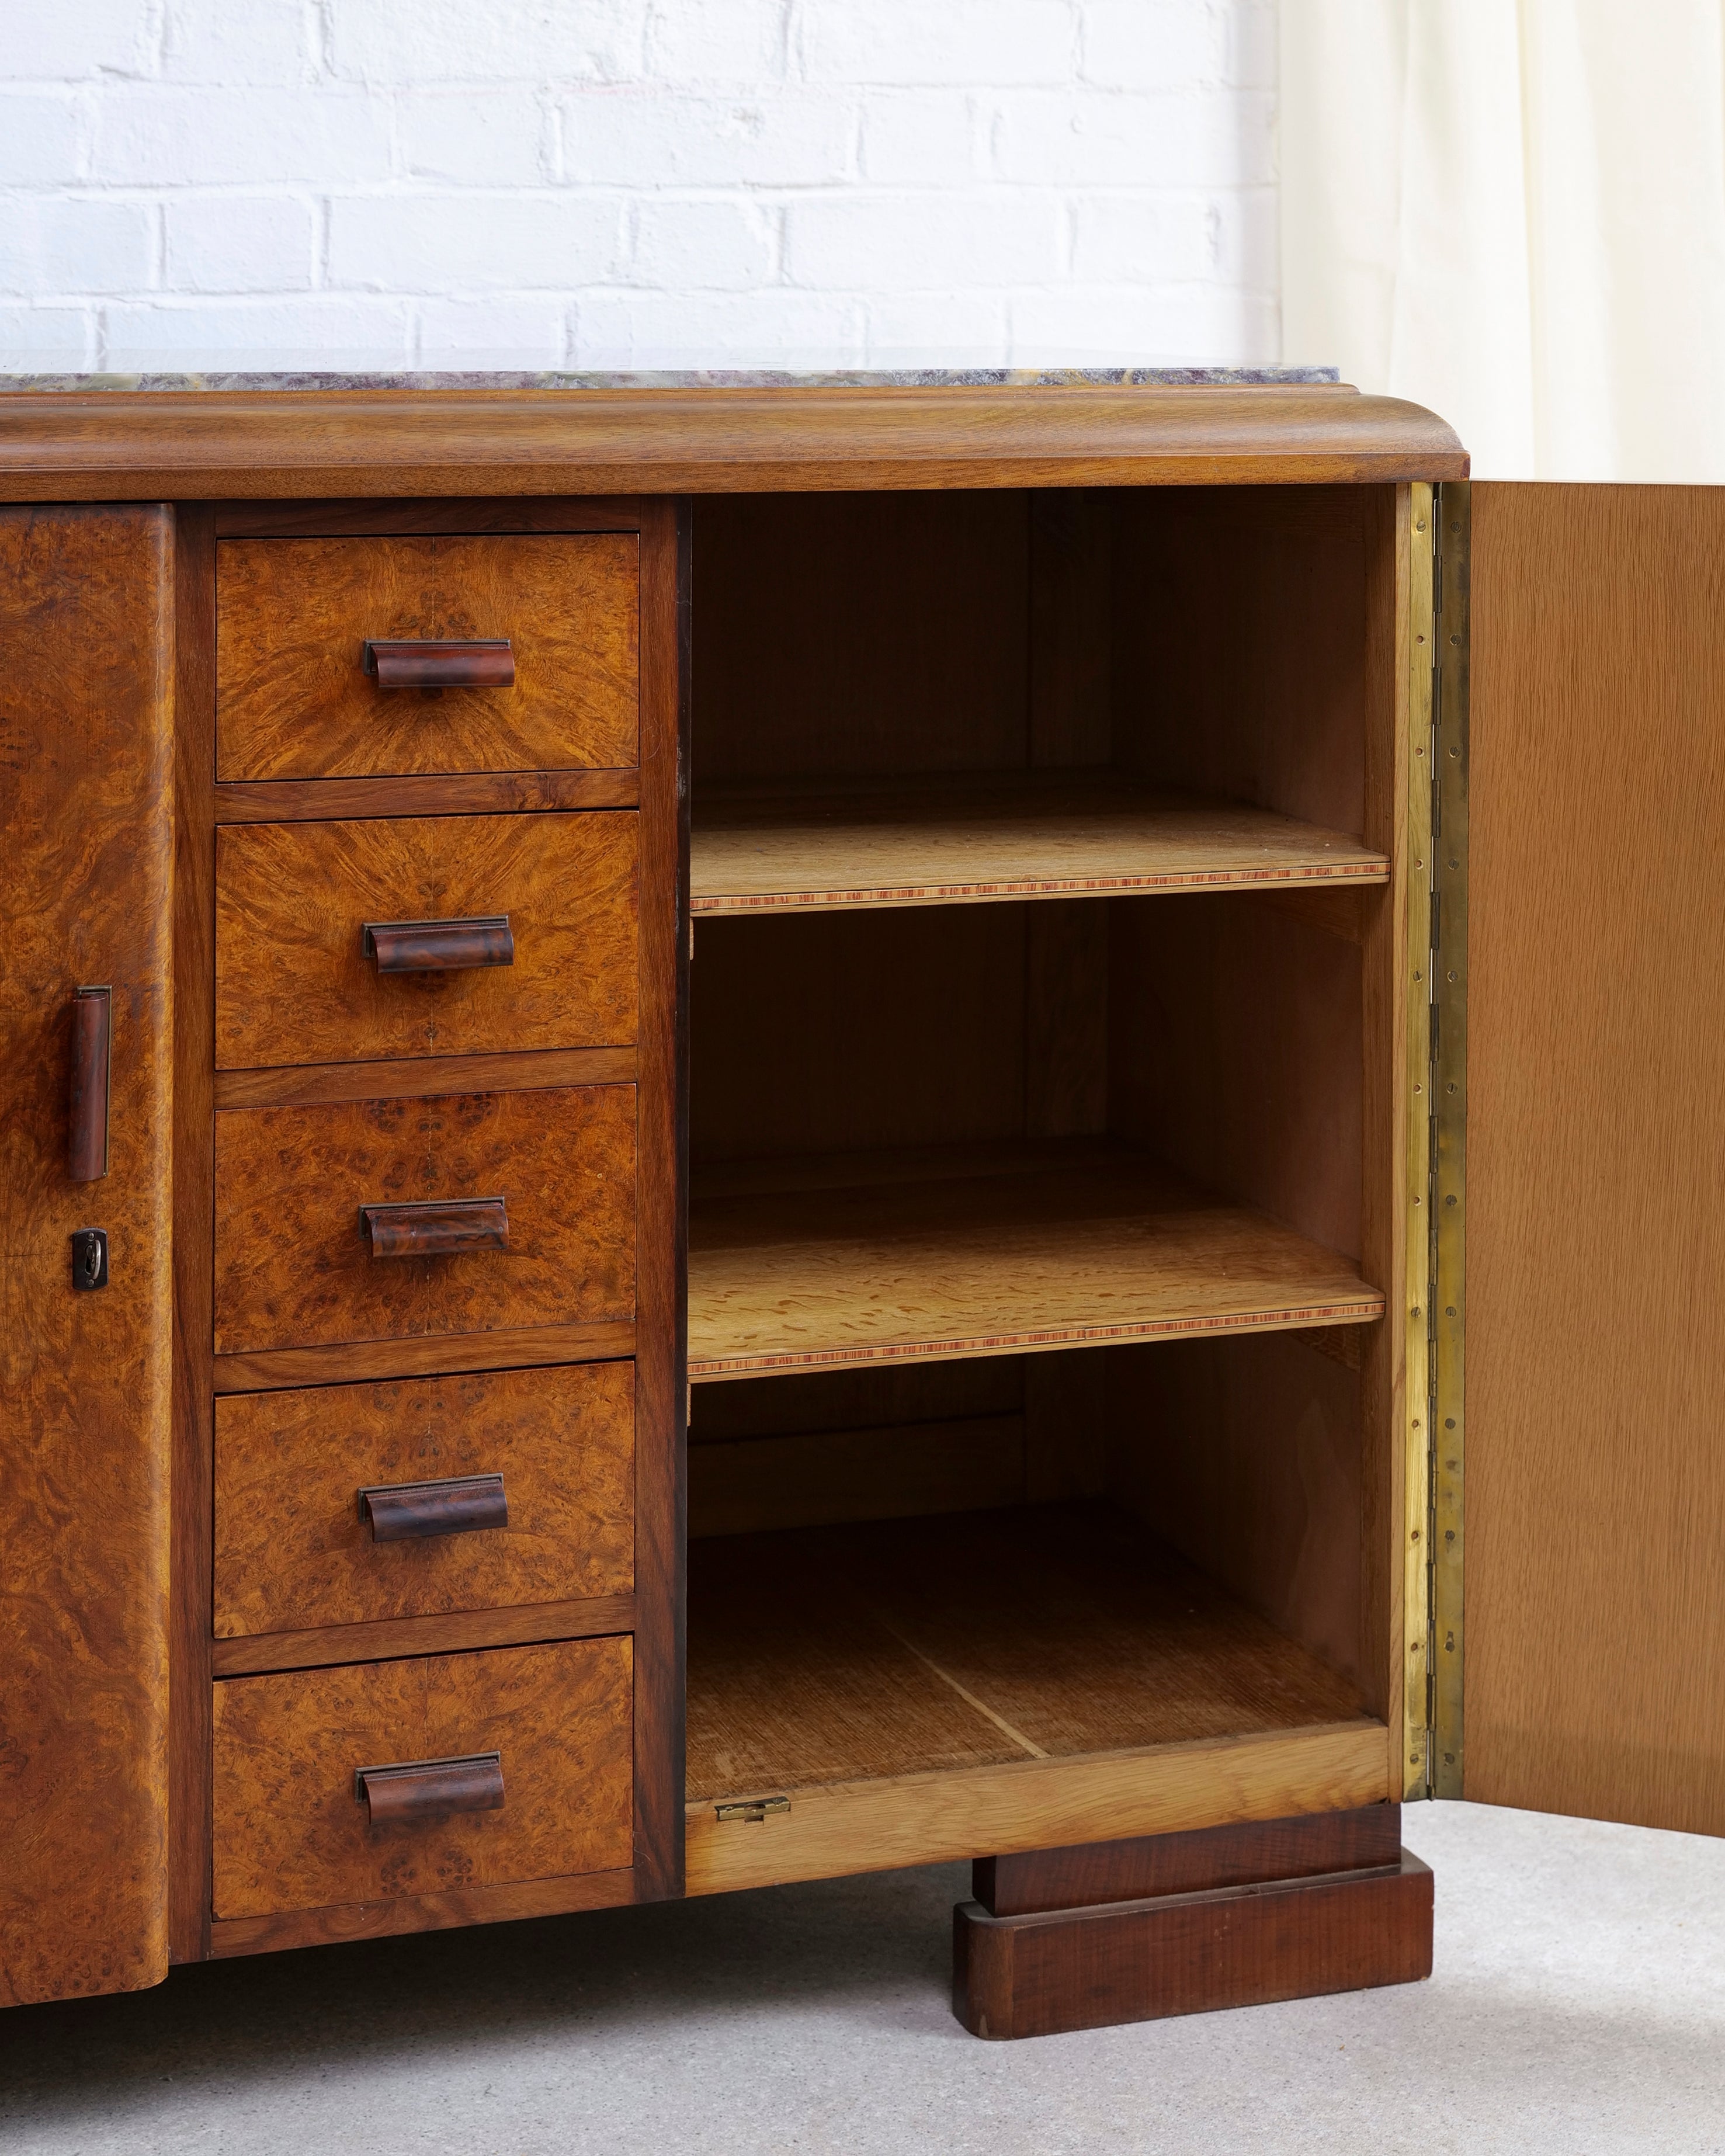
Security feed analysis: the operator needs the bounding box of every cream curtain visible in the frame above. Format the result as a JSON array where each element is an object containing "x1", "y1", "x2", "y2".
[{"x1": 1280, "y1": 1, "x2": 1725, "y2": 480}]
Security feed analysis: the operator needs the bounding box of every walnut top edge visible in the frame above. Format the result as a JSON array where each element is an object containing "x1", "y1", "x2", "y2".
[{"x1": 0, "y1": 383, "x2": 1469, "y2": 497}]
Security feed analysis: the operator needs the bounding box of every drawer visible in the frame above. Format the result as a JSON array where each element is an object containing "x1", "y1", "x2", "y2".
[
  {"x1": 212, "y1": 1637, "x2": 634, "y2": 1918},
  {"x1": 215, "y1": 812, "x2": 638, "y2": 1069},
  {"x1": 215, "y1": 1362, "x2": 634, "y2": 1638},
  {"x1": 216, "y1": 533, "x2": 638, "y2": 780},
  {"x1": 213, "y1": 1085, "x2": 635, "y2": 1356}
]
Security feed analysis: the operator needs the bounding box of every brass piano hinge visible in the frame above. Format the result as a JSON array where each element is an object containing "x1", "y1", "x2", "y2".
[
  {"x1": 1401, "y1": 484, "x2": 1437, "y2": 1801},
  {"x1": 1431, "y1": 480, "x2": 1470, "y2": 1801},
  {"x1": 714, "y1": 1796, "x2": 791, "y2": 1824}
]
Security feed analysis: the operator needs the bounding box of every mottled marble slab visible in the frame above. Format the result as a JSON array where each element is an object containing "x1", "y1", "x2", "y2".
[{"x1": 0, "y1": 362, "x2": 1341, "y2": 393}]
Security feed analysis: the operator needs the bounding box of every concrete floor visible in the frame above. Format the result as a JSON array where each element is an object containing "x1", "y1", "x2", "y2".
[{"x1": 3, "y1": 1801, "x2": 1723, "y2": 2155}]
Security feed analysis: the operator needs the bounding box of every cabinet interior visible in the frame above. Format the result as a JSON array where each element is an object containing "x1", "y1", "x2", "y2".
[{"x1": 685, "y1": 485, "x2": 1401, "y2": 1867}]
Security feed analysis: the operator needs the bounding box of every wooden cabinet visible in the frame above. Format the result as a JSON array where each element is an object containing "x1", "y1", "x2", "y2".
[{"x1": 0, "y1": 380, "x2": 1717, "y2": 2037}]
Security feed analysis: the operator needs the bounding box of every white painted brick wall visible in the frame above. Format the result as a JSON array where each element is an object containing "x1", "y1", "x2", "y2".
[{"x1": 0, "y1": 0, "x2": 1278, "y2": 367}]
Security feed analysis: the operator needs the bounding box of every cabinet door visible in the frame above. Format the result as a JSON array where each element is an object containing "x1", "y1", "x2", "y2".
[
  {"x1": 1467, "y1": 481, "x2": 1725, "y2": 1832},
  {"x1": 0, "y1": 506, "x2": 175, "y2": 2000}
]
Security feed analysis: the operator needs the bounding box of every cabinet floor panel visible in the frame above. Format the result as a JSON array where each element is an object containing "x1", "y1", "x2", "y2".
[
  {"x1": 686, "y1": 1503, "x2": 1366, "y2": 1804},
  {"x1": 689, "y1": 1140, "x2": 1382, "y2": 1380},
  {"x1": 691, "y1": 770, "x2": 1388, "y2": 916}
]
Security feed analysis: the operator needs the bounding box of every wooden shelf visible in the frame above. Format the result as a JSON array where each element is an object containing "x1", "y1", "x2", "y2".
[
  {"x1": 683, "y1": 1504, "x2": 1385, "y2": 1894},
  {"x1": 688, "y1": 1139, "x2": 1383, "y2": 1381},
  {"x1": 690, "y1": 771, "x2": 1389, "y2": 917}
]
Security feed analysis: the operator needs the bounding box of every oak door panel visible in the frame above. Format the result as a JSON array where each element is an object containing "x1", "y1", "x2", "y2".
[
  {"x1": 1468, "y1": 481, "x2": 1725, "y2": 1834},
  {"x1": 211, "y1": 1637, "x2": 634, "y2": 1917},
  {"x1": 0, "y1": 505, "x2": 175, "y2": 2004},
  {"x1": 213, "y1": 1085, "x2": 636, "y2": 1354},
  {"x1": 215, "y1": 532, "x2": 639, "y2": 779},
  {"x1": 216, "y1": 811, "x2": 638, "y2": 1068},
  {"x1": 214, "y1": 1362, "x2": 635, "y2": 1637}
]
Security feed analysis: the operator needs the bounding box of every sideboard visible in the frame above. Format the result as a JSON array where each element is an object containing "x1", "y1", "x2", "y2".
[{"x1": 3, "y1": 372, "x2": 1719, "y2": 2039}]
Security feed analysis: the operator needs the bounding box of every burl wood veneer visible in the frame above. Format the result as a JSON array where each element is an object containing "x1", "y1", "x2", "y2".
[
  {"x1": 0, "y1": 504, "x2": 176, "y2": 2006},
  {"x1": 212, "y1": 1084, "x2": 637, "y2": 1355},
  {"x1": 215, "y1": 532, "x2": 640, "y2": 779},
  {"x1": 215, "y1": 811, "x2": 639, "y2": 1067},
  {"x1": 211, "y1": 1636, "x2": 634, "y2": 1918},
  {"x1": 214, "y1": 1361, "x2": 635, "y2": 1638}
]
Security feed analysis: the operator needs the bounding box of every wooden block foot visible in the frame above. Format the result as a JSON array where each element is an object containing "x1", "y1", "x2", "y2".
[{"x1": 953, "y1": 1808, "x2": 1433, "y2": 2040}]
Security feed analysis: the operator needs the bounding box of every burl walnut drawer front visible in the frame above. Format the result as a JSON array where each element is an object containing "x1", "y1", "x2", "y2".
[
  {"x1": 211, "y1": 1636, "x2": 634, "y2": 1918},
  {"x1": 215, "y1": 533, "x2": 639, "y2": 780},
  {"x1": 213, "y1": 1085, "x2": 636, "y2": 1355},
  {"x1": 215, "y1": 812, "x2": 639, "y2": 1068},
  {"x1": 214, "y1": 1362, "x2": 634, "y2": 1638}
]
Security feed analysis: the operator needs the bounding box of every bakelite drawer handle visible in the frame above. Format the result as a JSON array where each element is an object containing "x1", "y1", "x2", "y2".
[
  {"x1": 359, "y1": 1473, "x2": 509, "y2": 1542},
  {"x1": 360, "y1": 1195, "x2": 509, "y2": 1258},
  {"x1": 363, "y1": 638, "x2": 515, "y2": 689},
  {"x1": 363, "y1": 915, "x2": 515, "y2": 974},
  {"x1": 68, "y1": 985, "x2": 110, "y2": 1183},
  {"x1": 355, "y1": 1752, "x2": 505, "y2": 1825}
]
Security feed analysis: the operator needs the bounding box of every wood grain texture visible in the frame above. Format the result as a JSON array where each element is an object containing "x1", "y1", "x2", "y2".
[
  {"x1": 1345, "y1": 478, "x2": 1408, "y2": 1743},
  {"x1": 213, "y1": 1084, "x2": 636, "y2": 1355},
  {"x1": 686, "y1": 1505, "x2": 1366, "y2": 1802},
  {"x1": 0, "y1": 386, "x2": 1468, "y2": 502},
  {"x1": 1112, "y1": 485, "x2": 1376, "y2": 839},
  {"x1": 213, "y1": 496, "x2": 651, "y2": 538},
  {"x1": 686, "y1": 1724, "x2": 1390, "y2": 1898},
  {"x1": 0, "y1": 504, "x2": 174, "y2": 2005},
  {"x1": 211, "y1": 1593, "x2": 636, "y2": 1677},
  {"x1": 216, "y1": 1045, "x2": 636, "y2": 1109},
  {"x1": 692, "y1": 774, "x2": 1387, "y2": 915},
  {"x1": 211, "y1": 1636, "x2": 633, "y2": 1919},
  {"x1": 169, "y1": 499, "x2": 217, "y2": 1966},
  {"x1": 689, "y1": 1413, "x2": 1027, "y2": 1539},
  {"x1": 974, "y1": 1802, "x2": 1402, "y2": 1915},
  {"x1": 626, "y1": 495, "x2": 689, "y2": 1902},
  {"x1": 1103, "y1": 1330, "x2": 1368, "y2": 1696},
  {"x1": 1108, "y1": 892, "x2": 1366, "y2": 1262},
  {"x1": 688, "y1": 1140, "x2": 1382, "y2": 1380},
  {"x1": 692, "y1": 905, "x2": 1031, "y2": 1166},
  {"x1": 214, "y1": 1361, "x2": 634, "y2": 1637},
  {"x1": 208, "y1": 1862, "x2": 639, "y2": 1957},
  {"x1": 216, "y1": 532, "x2": 638, "y2": 779},
  {"x1": 216, "y1": 811, "x2": 638, "y2": 1067},
  {"x1": 693, "y1": 490, "x2": 1030, "y2": 786},
  {"x1": 214, "y1": 769, "x2": 638, "y2": 821},
  {"x1": 212, "y1": 1319, "x2": 634, "y2": 1394},
  {"x1": 1467, "y1": 483, "x2": 1725, "y2": 1834},
  {"x1": 953, "y1": 1849, "x2": 1431, "y2": 2038}
]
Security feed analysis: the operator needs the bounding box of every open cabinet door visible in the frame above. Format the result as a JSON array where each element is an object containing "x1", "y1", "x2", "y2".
[
  {"x1": 0, "y1": 506, "x2": 176, "y2": 1999},
  {"x1": 1466, "y1": 481, "x2": 1725, "y2": 1833}
]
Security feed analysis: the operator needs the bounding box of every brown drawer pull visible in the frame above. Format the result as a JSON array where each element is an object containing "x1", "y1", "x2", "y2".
[
  {"x1": 68, "y1": 985, "x2": 111, "y2": 1183},
  {"x1": 355, "y1": 1751, "x2": 504, "y2": 1825},
  {"x1": 360, "y1": 1195, "x2": 509, "y2": 1258},
  {"x1": 363, "y1": 915, "x2": 515, "y2": 974},
  {"x1": 359, "y1": 1472, "x2": 509, "y2": 1541},
  {"x1": 363, "y1": 638, "x2": 515, "y2": 689}
]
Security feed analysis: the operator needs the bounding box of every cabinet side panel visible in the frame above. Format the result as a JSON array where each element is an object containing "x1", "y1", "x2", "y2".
[
  {"x1": 0, "y1": 504, "x2": 175, "y2": 2002},
  {"x1": 1469, "y1": 481, "x2": 1725, "y2": 1833}
]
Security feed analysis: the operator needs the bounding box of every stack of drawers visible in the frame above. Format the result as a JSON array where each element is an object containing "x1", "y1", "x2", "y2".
[{"x1": 197, "y1": 506, "x2": 683, "y2": 1940}]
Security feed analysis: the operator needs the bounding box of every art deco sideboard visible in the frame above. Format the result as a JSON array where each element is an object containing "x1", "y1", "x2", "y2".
[{"x1": 2, "y1": 372, "x2": 1719, "y2": 2037}]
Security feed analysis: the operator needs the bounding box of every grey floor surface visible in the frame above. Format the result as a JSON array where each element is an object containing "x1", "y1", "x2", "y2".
[{"x1": 3, "y1": 1800, "x2": 1723, "y2": 2154}]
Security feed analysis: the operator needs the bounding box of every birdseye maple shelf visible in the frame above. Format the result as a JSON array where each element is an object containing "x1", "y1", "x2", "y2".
[
  {"x1": 686, "y1": 1138, "x2": 1384, "y2": 1383},
  {"x1": 682, "y1": 1503, "x2": 1386, "y2": 1895},
  {"x1": 689, "y1": 770, "x2": 1390, "y2": 917}
]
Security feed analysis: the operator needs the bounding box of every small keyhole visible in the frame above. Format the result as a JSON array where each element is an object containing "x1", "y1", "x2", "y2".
[{"x1": 84, "y1": 1240, "x2": 101, "y2": 1284}]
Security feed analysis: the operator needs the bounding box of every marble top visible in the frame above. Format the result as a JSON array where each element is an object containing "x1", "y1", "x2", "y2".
[{"x1": 0, "y1": 361, "x2": 1341, "y2": 393}]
